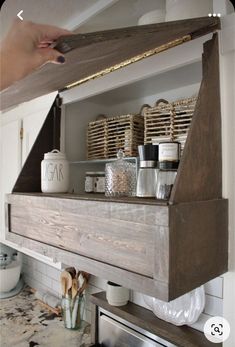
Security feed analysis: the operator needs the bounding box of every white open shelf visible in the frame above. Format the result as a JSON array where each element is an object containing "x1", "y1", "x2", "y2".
[{"x1": 61, "y1": 34, "x2": 209, "y2": 105}]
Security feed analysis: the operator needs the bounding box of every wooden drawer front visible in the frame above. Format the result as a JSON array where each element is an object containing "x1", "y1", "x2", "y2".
[{"x1": 9, "y1": 202, "x2": 160, "y2": 277}]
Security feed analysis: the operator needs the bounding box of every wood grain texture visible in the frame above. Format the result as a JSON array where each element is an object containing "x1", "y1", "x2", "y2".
[
  {"x1": 91, "y1": 292, "x2": 220, "y2": 347},
  {"x1": 10, "y1": 204, "x2": 155, "y2": 276},
  {"x1": 12, "y1": 95, "x2": 61, "y2": 193},
  {"x1": 5, "y1": 230, "x2": 169, "y2": 300},
  {"x1": 6, "y1": 194, "x2": 228, "y2": 301},
  {"x1": 8, "y1": 192, "x2": 168, "y2": 207},
  {"x1": 7, "y1": 194, "x2": 169, "y2": 278},
  {"x1": 6, "y1": 194, "x2": 169, "y2": 226},
  {"x1": 55, "y1": 17, "x2": 220, "y2": 54},
  {"x1": 0, "y1": 17, "x2": 220, "y2": 110},
  {"x1": 169, "y1": 199, "x2": 228, "y2": 299},
  {"x1": 170, "y1": 34, "x2": 222, "y2": 203}
]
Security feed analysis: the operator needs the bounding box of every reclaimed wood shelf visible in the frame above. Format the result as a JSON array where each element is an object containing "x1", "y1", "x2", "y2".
[
  {"x1": 4, "y1": 23, "x2": 228, "y2": 301},
  {"x1": 90, "y1": 291, "x2": 221, "y2": 347},
  {"x1": 12, "y1": 192, "x2": 168, "y2": 206}
]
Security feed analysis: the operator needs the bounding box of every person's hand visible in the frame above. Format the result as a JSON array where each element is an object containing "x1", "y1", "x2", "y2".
[{"x1": 0, "y1": 19, "x2": 72, "y2": 91}]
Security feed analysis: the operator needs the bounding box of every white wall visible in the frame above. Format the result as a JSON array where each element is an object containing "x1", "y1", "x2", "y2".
[
  {"x1": 220, "y1": 14, "x2": 235, "y2": 347},
  {"x1": 22, "y1": 254, "x2": 224, "y2": 331}
]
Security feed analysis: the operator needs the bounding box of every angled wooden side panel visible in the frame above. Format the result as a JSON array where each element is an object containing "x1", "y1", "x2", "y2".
[
  {"x1": 13, "y1": 95, "x2": 61, "y2": 193},
  {"x1": 170, "y1": 34, "x2": 222, "y2": 203},
  {"x1": 169, "y1": 199, "x2": 228, "y2": 300}
]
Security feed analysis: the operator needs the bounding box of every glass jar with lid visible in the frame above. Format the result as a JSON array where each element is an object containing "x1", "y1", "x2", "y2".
[
  {"x1": 41, "y1": 149, "x2": 69, "y2": 193},
  {"x1": 94, "y1": 172, "x2": 105, "y2": 193},
  {"x1": 105, "y1": 150, "x2": 136, "y2": 197},
  {"x1": 156, "y1": 141, "x2": 180, "y2": 200},
  {"x1": 85, "y1": 172, "x2": 96, "y2": 193}
]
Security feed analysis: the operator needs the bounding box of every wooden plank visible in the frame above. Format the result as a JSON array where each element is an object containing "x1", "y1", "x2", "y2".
[
  {"x1": 170, "y1": 34, "x2": 222, "y2": 203},
  {"x1": 4, "y1": 230, "x2": 169, "y2": 300},
  {"x1": 169, "y1": 199, "x2": 228, "y2": 299},
  {"x1": 7, "y1": 193, "x2": 169, "y2": 278},
  {"x1": 55, "y1": 17, "x2": 220, "y2": 53},
  {"x1": 90, "y1": 291, "x2": 220, "y2": 347},
  {"x1": 0, "y1": 17, "x2": 220, "y2": 110},
  {"x1": 6, "y1": 194, "x2": 228, "y2": 301},
  {"x1": 9, "y1": 191, "x2": 168, "y2": 208},
  {"x1": 12, "y1": 95, "x2": 61, "y2": 193},
  {"x1": 6, "y1": 194, "x2": 169, "y2": 225},
  {"x1": 10, "y1": 204, "x2": 156, "y2": 276}
]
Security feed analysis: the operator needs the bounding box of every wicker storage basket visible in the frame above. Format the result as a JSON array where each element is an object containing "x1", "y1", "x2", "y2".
[
  {"x1": 144, "y1": 97, "x2": 197, "y2": 151},
  {"x1": 87, "y1": 114, "x2": 144, "y2": 160}
]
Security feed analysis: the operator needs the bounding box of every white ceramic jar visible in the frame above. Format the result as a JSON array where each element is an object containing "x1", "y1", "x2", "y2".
[
  {"x1": 106, "y1": 281, "x2": 129, "y2": 306},
  {"x1": 41, "y1": 149, "x2": 69, "y2": 193}
]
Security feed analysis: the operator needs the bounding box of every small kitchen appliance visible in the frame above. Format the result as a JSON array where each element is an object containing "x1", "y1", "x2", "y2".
[
  {"x1": 0, "y1": 243, "x2": 23, "y2": 299},
  {"x1": 136, "y1": 144, "x2": 158, "y2": 197}
]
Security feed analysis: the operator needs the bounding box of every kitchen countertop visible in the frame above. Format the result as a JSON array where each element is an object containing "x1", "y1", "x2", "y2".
[{"x1": 0, "y1": 286, "x2": 91, "y2": 347}]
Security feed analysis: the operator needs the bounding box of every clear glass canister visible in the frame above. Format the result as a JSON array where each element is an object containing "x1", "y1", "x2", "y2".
[
  {"x1": 105, "y1": 150, "x2": 136, "y2": 197},
  {"x1": 156, "y1": 141, "x2": 180, "y2": 200}
]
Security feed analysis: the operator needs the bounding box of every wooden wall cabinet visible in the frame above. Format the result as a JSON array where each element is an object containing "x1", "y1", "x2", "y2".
[{"x1": 3, "y1": 17, "x2": 228, "y2": 301}]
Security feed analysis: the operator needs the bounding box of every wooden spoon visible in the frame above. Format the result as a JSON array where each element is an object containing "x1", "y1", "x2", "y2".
[
  {"x1": 60, "y1": 270, "x2": 72, "y2": 296},
  {"x1": 61, "y1": 277, "x2": 66, "y2": 297},
  {"x1": 71, "y1": 278, "x2": 78, "y2": 299},
  {"x1": 78, "y1": 272, "x2": 89, "y2": 296},
  {"x1": 65, "y1": 267, "x2": 76, "y2": 279}
]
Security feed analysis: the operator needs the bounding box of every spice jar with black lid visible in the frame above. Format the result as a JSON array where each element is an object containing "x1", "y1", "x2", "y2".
[{"x1": 156, "y1": 141, "x2": 180, "y2": 200}]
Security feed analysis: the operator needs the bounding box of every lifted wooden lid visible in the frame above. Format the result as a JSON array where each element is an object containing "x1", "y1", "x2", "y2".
[{"x1": 0, "y1": 17, "x2": 220, "y2": 111}]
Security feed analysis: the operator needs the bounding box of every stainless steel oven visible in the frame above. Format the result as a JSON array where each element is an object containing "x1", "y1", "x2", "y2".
[{"x1": 98, "y1": 308, "x2": 176, "y2": 347}]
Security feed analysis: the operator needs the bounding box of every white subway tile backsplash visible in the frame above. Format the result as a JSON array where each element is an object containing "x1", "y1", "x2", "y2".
[
  {"x1": 22, "y1": 255, "x2": 28, "y2": 264},
  {"x1": 204, "y1": 277, "x2": 223, "y2": 298},
  {"x1": 204, "y1": 295, "x2": 223, "y2": 316},
  {"x1": 23, "y1": 274, "x2": 51, "y2": 295},
  {"x1": 131, "y1": 291, "x2": 151, "y2": 310},
  {"x1": 46, "y1": 266, "x2": 61, "y2": 281},
  {"x1": 23, "y1": 255, "x2": 224, "y2": 333},
  {"x1": 35, "y1": 260, "x2": 47, "y2": 274},
  {"x1": 85, "y1": 284, "x2": 102, "y2": 311},
  {"x1": 84, "y1": 309, "x2": 91, "y2": 324},
  {"x1": 190, "y1": 313, "x2": 212, "y2": 332},
  {"x1": 89, "y1": 275, "x2": 107, "y2": 290},
  {"x1": 40, "y1": 272, "x2": 52, "y2": 289},
  {"x1": 52, "y1": 279, "x2": 62, "y2": 296}
]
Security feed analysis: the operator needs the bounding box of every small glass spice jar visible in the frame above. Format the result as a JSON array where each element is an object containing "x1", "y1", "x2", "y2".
[
  {"x1": 85, "y1": 172, "x2": 96, "y2": 193},
  {"x1": 94, "y1": 172, "x2": 105, "y2": 193},
  {"x1": 105, "y1": 149, "x2": 136, "y2": 197},
  {"x1": 156, "y1": 142, "x2": 180, "y2": 200}
]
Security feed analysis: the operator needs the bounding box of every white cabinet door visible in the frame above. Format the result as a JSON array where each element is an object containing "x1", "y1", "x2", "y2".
[
  {"x1": 0, "y1": 92, "x2": 59, "y2": 266},
  {"x1": 0, "y1": 119, "x2": 21, "y2": 238},
  {"x1": 22, "y1": 111, "x2": 47, "y2": 165},
  {"x1": 21, "y1": 92, "x2": 57, "y2": 164}
]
